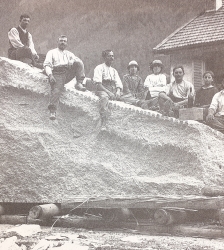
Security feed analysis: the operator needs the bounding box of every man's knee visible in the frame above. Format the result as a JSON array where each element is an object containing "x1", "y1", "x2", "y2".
[
  {"x1": 16, "y1": 47, "x2": 32, "y2": 60},
  {"x1": 8, "y1": 50, "x2": 16, "y2": 60},
  {"x1": 73, "y1": 60, "x2": 84, "y2": 70}
]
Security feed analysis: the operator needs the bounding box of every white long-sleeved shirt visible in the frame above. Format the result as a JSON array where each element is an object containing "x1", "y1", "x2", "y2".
[
  {"x1": 165, "y1": 80, "x2": 195, "y2": 99},
  {"x1": 8, "y1": 26, "x2": 37, "y2": 55},
  {"x1": 209, "y1": 90, "x2": 224, "y2": 116},
  {"x1": 43, "y1": 48, "x2": 82, "y2": 76},
  {"x1": 144, "y1": 74, "x2": 166, "y2": 97},
  {"x1": 93, "y1": 63, "x2": 123, "y2": 90}
]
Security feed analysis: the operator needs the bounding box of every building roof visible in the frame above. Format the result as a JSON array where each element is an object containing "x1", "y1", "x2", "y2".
[{"x1": 154, "y1": 7, "x2": 224, "y2": 53}]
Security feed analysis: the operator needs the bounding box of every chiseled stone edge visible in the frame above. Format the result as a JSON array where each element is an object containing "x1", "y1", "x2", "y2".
[{"x1": 1, "y1": 57, "x2": 223, "y2": 139}]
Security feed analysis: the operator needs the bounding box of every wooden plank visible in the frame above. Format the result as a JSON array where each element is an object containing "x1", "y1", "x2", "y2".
[
  {"x1": 61, "y1": 196, "x2": 224, "y2": 212},
  {"x1": 0, "y1": 215, "x2": 44, "y2": 225},
  {"x1": 179, "y1": 107, "x2": 204, "y2": 121},
  {"x1": 52, "y1": 216, "x2": 224, "y2": 239}
]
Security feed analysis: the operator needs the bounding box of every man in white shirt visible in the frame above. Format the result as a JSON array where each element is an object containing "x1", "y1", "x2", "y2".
[
  {"x1": 93, "y1": 50, "x2": 122, "y2": 128},
  {"x1": 206, "y1": 82, "x2": 224, "y2": 132},
  {"x1": 8, "y1": 14, "x2": 39, "y2": 65},
  {"x1": 44, "y1": 35, "x2": 86, "y2": 120},
  {"x1": 158, "y1": 66, "x2": 195, "y2": 117}
]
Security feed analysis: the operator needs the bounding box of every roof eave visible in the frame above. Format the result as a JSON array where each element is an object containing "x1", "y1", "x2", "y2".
[{"x1": 153, "y1": 40, "x2": 224, "y2": 55}]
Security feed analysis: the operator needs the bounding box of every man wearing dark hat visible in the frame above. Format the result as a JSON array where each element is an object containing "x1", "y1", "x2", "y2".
[{"x1": 8, "y1": 14, "x2": 39, "y2": 65}]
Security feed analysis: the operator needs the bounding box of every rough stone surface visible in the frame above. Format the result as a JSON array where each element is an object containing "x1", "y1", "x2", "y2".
[{"x1": 0, "y1": 57, "x2": 224, "y2": 203}]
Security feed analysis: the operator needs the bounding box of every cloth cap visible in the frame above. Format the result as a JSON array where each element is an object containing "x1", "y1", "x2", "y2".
[{"x1": 127, "y1": 60, "x2": 139, "y2": 70}]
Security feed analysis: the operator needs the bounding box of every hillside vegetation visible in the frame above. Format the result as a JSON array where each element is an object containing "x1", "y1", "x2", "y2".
[{"x1": 1, "y1": 0, "x2": 205, "y2": 78}]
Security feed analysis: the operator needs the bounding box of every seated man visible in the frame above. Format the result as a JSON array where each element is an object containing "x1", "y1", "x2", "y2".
[
  {"x1": 120, "y1": 60, "x2": 149, "y2": 108},
  {"x1": 93, "y1": 50, "x2": 122, "y2": 128},
  {"x1": 44, "y1": 35, "x2": 86, "y2": 120},
  {"x1": 158, "y1": 66, "x2": 195, "y2": 117},
  {"x1": 8, "y1": 14, "x2": 39, "y2": 66},
  {"x1": 206, "y1": 80, "x2": 224, "y2": 132}
]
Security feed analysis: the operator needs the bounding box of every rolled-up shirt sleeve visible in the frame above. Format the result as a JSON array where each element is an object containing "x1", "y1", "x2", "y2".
[
  {"x1": 209, "y1": 93, "x2": 219, "y2": 112},
  {"x1": 8, "y1": 28, "x2": 24, "y2": 48},
  {"x1": 28, "y1": 33, "x2": 37, "y2": 55}
]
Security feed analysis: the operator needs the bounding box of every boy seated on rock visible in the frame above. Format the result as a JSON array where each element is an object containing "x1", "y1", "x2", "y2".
[{"x1": 120, "y1": 60, "x2": 151, "y2": 109}]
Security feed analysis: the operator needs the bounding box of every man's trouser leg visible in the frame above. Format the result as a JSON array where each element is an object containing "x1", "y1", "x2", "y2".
[
  {"x1": 48, "y1": 73, "x2": 66, "y2": 112},
  {"x1": 66, "y1": 60, "x2": 85, "y2": 85},
  {"x1": 8, "y1": 49, "x2": 16, "y2": 60},
  {"x1": 143, "y1": 97, "x2": 159, "y2": 110},
  {"x1": 120, "y1": 93, "x2": 139, "y2": 106},
  {"x1": 96, "y1": 91, "x2": 110, "y2": 120},
  {"x1": 158, "y1": 96, "x2": 172, "y2": 114},
  {"x1": 15, "y1": 47, "x2": 33, "y2": 64},
  {"x1": 207, "y1": 116, "x2": 224, "y2": 132},
  {"x1": 120, "y1": 93, "x2": 157, "y2": 110}
]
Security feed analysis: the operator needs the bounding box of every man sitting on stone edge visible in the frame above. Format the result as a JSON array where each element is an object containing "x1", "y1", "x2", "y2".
[
  {"x1": 44, "y1": 35, "x2": 86, "y2": 120},
  {"x1": 93, "y1": 50, "x2": 122, "y2": 129},
  {"x1": 206, "y1": 79, "x2": 224, "y2": 132},
  {"x1": 8, "y1": 14, "x2": 40, "y2": 67},
  {"x1": 158, "y1": 65, "x2": 195, "y2": 118}
]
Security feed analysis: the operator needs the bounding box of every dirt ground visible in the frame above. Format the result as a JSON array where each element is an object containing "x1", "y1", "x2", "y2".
[{"x1": 1, "y1": 224, "x2": 224, "y2": 250}]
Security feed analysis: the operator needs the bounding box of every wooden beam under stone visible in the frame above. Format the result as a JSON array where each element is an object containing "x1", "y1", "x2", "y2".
[{"x1": 61, "y1": 196, "x2": 224, "y2": 212}]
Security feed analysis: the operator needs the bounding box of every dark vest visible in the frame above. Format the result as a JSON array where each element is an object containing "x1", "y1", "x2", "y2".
[
  {"x1": 16, "y1": 26, "x2": 29, "y2": 46},
  {"x1": 9, "y1": 26, "x2": 29, "y2": 48}
]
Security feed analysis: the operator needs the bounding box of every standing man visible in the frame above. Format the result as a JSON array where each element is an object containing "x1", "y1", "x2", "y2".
[
  {"x1": 158, "y1": 66, "x2": 195, "y2": 117},
  {"x1": 93, "y1": 50, "x2": 122, "y2": 128},
  {"x1": 44, "y1": 35, "x2": 86, "y2": 120},
  {"x1": 8, "y1": 14, "x2": 39, "y2": 65}
]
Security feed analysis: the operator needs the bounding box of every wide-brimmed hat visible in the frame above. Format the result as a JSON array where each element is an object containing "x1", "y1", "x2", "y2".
[
  {"x1": 150, "y1": 60, "x2": 163, "y2": 70},
  {"x1": 127, "y1": 60, "x2": 139, "y2": 70}
]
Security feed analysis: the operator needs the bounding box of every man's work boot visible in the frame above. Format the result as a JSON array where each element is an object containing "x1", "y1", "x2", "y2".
[
  {"x1": 50, "y1": 112, "x2": 56, "y2": 120},
  {"x1": 75, "y1": 83, "x2": 86, "y2": 92}
]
